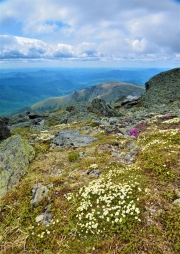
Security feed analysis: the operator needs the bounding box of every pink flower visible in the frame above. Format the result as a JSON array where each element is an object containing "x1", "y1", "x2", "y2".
[{"x1": 129, "y1": 128, "x2": 139, "y2": 138}]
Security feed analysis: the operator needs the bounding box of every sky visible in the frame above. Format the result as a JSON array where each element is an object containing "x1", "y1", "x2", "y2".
[{"x1": 0, "y1": 0, "x2": 180, "y2": 69}]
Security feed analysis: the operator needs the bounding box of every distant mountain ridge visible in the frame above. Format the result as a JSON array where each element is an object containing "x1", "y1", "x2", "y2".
[
  {"x1": 31, "y1": 82, "x2": 144, "y2": 112},
  {"x1": 0, "y1": 68, "x2": 168, "y2": 115}
]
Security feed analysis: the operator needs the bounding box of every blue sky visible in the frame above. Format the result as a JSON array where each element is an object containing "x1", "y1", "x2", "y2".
[{"x1": 0, "y1": 0, "x2": 179, "y2": 68}]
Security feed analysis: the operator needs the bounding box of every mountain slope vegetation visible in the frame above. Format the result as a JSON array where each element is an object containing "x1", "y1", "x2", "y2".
[{"x1": 31, "y1": 82, "x2": 144, "y2": 112}]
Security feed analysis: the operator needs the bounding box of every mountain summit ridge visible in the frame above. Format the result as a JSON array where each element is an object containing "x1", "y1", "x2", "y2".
[
  {"x1": 140, "y1": 68, "x2": 180, "y2": 107},
  {"x1": 31, "y1": 81, "x2": 144, "y2": 112}
]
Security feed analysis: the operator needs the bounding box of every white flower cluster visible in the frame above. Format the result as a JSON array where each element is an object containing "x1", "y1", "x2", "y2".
[
  {"x1": 162, "y1": 117, "x2": 180, "y2": 124},
  {"x1": 54, "y1": 123, "x2": 70, "y2": 128},
  {"x1": 139, "y1": 127, "x2": 180, "y2": 152},
  {"x1": 37, "y1": 229, "x2": 50, "y2": 238},
  {"x1": 158, "y1": 129, "x2": 180, "y2": 136},
  {"x1": 67, "y1": 170, "x2": 141, "y2": 235},
  {"x1": 147, "y1": 115, "x2": 161, "y2": 124},
  {"x1": 32, "y1": 130, "x2": 54, "y2": 141},
  {"x1": 141, "y1": 139, "x2": 167, "y2": 151}
]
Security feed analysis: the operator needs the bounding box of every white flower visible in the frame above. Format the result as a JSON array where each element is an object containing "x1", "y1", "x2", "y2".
[{"x1": 115, "y1": 211, "x2": 119, "y2": 216}]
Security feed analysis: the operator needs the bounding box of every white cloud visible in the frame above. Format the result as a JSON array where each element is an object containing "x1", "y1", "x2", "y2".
[
  {"x1": 1, "y1": 34, "x2": 178, "y2": 65},
  {"x1": 0, "y1": 35, "x2": 102, "y2": 60},
  {"x1": 74, "y1": 42, "x2": 100, "y2": 57},
  {"x1": 0, "y1": 0, "x2": 179, "y2": 66}
]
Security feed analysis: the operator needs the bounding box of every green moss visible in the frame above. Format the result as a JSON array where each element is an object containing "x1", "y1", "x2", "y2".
[
  {"x1": 11, "y1": 127, "x2": 32, "y2": 139},
  {"x1": 33, "y1": 141, "x2": 50, "y2": 154},
  {"x1": 159, "y1": 207, "x2": 180, "y2": 252},
  {"x1": 137, "y1": 128, "x2": 179, "y2": 180}
]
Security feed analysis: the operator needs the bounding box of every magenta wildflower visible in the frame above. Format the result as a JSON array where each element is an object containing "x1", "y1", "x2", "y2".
[{"x1": 129, "y1": 128, "x2": 139, "y2": 138}]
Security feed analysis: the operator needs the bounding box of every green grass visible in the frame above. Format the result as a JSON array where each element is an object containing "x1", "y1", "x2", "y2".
[{"x1": 68, "y1": 152, "x2": 79, "y2": 162}]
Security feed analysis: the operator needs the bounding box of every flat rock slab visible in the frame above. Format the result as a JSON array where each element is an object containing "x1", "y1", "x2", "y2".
[{"x1": 51, "y1": 130, "x2": 98, "y2": 148}]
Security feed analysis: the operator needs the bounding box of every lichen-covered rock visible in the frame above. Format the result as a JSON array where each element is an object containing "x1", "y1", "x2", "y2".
[
  {"x1": 0, "y1": 117, "x2": 11, "y2": 141},
  {"x1": 51, "y1": 130, "x2": 98, "y2": 148},
  {"x1": 140, "y1": 68, "x2": 180, "y2": 107},
  {"x1": 90, "y1": 98, "x2": 117, "y2": 117},
  {"x1": 30, "y1": 183, "x2": 51, "y2": 207},
  {"x1": 0, "y1": 135, "x2": 35, "y2": 197}
]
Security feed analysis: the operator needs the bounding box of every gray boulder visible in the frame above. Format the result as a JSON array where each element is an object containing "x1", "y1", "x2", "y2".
[
  {"x1": 90, "y1": 98, "x2": 117, "y2": 117},
  {"x1": 9, "y1": 111, "x2": 48, "y2": 130},
  {"x1": 0, "y1": 135, "x2": 35, "y2": 197},
  {"x1": 51, "y1": 130, "x2": 98, "y2": 148},
  {"x1": 121, "y1": 95, "x2": 140, "y2": 108},
  {"x1": 0, "y1": 117, "x2": 11, "y2": 141},
  {"x1": 140, "y1": 68, "x2": 180, "y2": 107}
]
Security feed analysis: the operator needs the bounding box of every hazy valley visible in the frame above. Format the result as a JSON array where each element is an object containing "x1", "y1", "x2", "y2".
[{"x1": 0, "y1": 68, "x2": 168, "y2": 116}]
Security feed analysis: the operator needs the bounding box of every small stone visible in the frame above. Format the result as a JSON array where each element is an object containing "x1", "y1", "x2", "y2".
[
  {"x1": 30, "y1": 183, "x2": 49, "y2": 207},
  {"x1": 78, "y1": 152, "x2": 85, "y2": 157},
  {"x1": 35, "y1": 214, "x2": 44, "y2": 223},
  {"x1": 118, "y1": 128, "x2": 127, "y2": 135},
  {"x1": 35, "y1": 204, "x2": 51, "y2": 226}
]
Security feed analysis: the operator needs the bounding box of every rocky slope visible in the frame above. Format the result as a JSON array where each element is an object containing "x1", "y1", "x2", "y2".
[
  {"x1": 30, "y1": 82, "x2": 144, "y2": 112},
  {"x1": 140, "y1": 68, "x2": 180, "y2": 107},
  {"x1": 0, "y1": 68, "x2": 180, "y2": 254}
]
